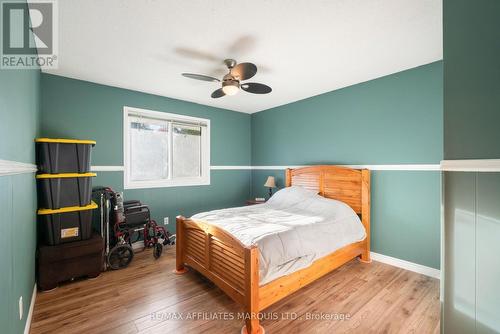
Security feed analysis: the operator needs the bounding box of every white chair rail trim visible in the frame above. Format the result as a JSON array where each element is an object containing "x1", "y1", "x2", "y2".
[
  {"x1": 91, "y1": 164, "x2": 441, "y2": 172},
  {"x1": 91, "y1": 165, "x2": 125, "y2": 171},
  {"x1": 7, "y1": 160, "x2": 500, "y2": 175},
  {"x1": 440, "y1": 159, "x2": 500, "y2": 172},
  {"x1": 0, "y1": 159, "x2": 37, "y2": 176}
]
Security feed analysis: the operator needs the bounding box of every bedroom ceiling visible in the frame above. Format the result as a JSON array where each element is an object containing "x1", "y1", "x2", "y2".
[{"x1": 41, "y1": 0, "x2": 442, "y2": 114}]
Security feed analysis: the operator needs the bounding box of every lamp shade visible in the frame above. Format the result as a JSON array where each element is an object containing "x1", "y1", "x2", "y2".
[{"x1": 264, "y1": 176, "x2": 276, "y2": 188}]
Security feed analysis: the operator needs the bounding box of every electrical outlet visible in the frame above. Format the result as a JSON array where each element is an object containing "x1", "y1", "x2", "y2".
[
  {"x1": 163, "y1": 217, "x2": 169, "y2": 225},
  {"x1": 18, "y1": 296, "x2": 23, "y2": 320}
]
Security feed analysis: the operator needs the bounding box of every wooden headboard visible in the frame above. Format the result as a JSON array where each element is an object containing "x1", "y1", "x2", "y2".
[{"x1": 285, "y1": 165, "x2": 370, "y2": 232}]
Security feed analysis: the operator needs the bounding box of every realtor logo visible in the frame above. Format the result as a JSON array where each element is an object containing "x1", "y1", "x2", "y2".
[{"x1": 1, "y1": 0, "x2": 58, "y2": 69}]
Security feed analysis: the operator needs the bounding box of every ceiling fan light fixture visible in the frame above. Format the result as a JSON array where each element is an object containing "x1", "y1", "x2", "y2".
[
  {"x1": 182, "y1": 59, "x2": 271, "y2": 98},
  {"x1": 222, "y1": 80, "x2": 239, "y2": 96}
]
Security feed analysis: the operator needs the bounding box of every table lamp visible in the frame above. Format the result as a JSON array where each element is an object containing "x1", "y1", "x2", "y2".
[{"x1": 264, "y1": 176, "x2": 277, "y2": 198}]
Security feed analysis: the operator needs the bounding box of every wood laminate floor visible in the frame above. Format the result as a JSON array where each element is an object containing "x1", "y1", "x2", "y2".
[{"x1": 30, "y1": 246, "x2": 440, "y2": 334}]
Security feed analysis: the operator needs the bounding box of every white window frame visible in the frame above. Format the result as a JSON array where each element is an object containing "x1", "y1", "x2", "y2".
[{"x1": 123, "y1": 106, "x2": 210, "y2": 189}]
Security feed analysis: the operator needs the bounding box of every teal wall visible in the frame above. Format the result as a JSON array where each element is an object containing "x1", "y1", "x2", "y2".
[
  {"x1": 442, "y1": 1, "x2": 500, "y2": 333},
  {"x1": 0, "y1": 174, "x2": 38, "y2": 334},
  {"x1": 443, "y1": 0, "x2": 500, "y2": 160},
  {"x1": 252, "y1": 61, "x2": 443, "y2": 165},
  {"x1": 41, "y1": 74, "x2": 252, "y2": 227},
  {"x1": 251, "y1": 62, "x2": 443, "y2": 269},
  {"x1": 41, "y1": 74, "x2": 251, "y2": 166},
  {"x1": 0, "y1": 36, "x2": 40, "y2": 334},
  {"x1": 40, "y1": 63, "x2": 443, "y2": 271}
]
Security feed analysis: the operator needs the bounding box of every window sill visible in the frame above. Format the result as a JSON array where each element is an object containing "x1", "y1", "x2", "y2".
[{"x1": 124, "y1": 178, "x2": 210, "y2": 189}]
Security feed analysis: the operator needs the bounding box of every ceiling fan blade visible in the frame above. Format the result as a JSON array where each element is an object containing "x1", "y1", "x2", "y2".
[
  {"x1": 227, "y1": 36, "x2": 256, "y2": 55},
  {"x1": 175, "y1": 47, "x2": 220, "y2": 62},
  {"x1": 241, "y1": 83, "x2": 272, "y2": 94},
  {"x1": 231, "y1": 62, "x2": 257, "y2": 80},
  {"x1": 211, "y1": 88, "x2": 226, "y2": 98},
  {"x1": 182, "y1": 73, "x2": 220, "y2": 82}
]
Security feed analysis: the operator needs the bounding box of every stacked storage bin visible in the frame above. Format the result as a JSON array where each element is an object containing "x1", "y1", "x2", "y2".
[{"x1": 35, "y1": 138, "x2": 103, "y2": 290}]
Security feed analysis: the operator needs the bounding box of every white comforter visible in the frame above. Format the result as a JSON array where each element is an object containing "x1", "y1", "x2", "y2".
[{"x1": 191, "y1": 186, "x2": 366, "y2": 285}]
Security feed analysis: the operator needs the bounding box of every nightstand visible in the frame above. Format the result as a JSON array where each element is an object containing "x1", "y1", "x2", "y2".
[{"x1": 246, "y1": 199, "x2": 266, "y2": 206}]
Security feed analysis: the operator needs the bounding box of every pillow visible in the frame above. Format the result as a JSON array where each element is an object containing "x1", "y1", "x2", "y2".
[{"x1": 266, "y1": 186, "x2": 319, "y2": 207}]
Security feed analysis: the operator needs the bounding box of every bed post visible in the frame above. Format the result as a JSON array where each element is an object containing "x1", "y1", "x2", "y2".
[
  {"x1": 173, "y1": 216, "x2": 189, "y2": 274},
  {"x1": 242, "y1": 246, "x2": 264, "y2": 334},
  {"x1": 285, "y1": 168, "x2": 292, "y2": 187},
  {"x1": 359, "y1": 169, "x2": 371, "y2": 263}
]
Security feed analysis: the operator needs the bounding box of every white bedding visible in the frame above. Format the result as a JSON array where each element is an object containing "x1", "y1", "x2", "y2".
[{"x1": 191, "y1": 186, "x2": 366, "y2": 285}]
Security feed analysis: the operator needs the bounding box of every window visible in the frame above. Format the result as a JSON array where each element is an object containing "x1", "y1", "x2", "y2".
[{"x1": 124, "y1": 106, "x2": 210, "y2": 189}]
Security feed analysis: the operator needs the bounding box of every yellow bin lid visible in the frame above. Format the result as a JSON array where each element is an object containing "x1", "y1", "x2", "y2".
[
  {"x1": 36, "y1": 173, "x2": 97, "y2": 179},
  {"x1": 35, "y1": 138, "x2": 96, "y2": 145},
  {"x1": 38, "y1": 201, "x2": 98, "y2": 215}
]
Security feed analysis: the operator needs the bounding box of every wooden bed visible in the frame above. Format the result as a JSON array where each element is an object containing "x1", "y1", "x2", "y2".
[{"x1": 175, "y1": 165, "x2": 371, "y2": 334}]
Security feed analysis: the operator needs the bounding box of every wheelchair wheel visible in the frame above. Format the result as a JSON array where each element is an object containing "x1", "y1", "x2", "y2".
[
  {"x1": 108, "y1": 244, "x2": 134, "y2": 270},
  {"x1": 153, "y1": 243, "x2": 163, "y2": 259}
]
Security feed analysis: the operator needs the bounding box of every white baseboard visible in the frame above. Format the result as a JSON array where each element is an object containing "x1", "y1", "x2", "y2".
[
  {"x1": 24, "y1": 284, "x2": 37, "y2": 334},
  {"x1": 371, "y1": 252, "x2": 440, "y2": 279}
]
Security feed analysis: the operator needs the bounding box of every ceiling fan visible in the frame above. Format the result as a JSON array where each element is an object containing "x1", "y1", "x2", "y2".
[{"x1": 182, "y1": 59, "x2": 272, "y2": 98}]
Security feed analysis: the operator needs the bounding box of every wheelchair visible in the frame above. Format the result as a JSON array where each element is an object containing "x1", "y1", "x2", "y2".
[{"x1": 93, "y1": 188, "x2": 174, "y2": 270}]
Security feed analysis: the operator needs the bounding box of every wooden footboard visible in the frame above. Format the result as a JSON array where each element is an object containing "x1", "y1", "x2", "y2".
[
  {"x1": 175, "y1": 165, "x2": 370, "y2": 334},
  {"x1": 175, "y1": 216, "x2": 251, "y2": 304},
  {"x1": 175, "y1": 216, "x2": 262, "y2": 333},
  {"x1": 176, "y1": 216, "x2": 368, "y2": 334}
]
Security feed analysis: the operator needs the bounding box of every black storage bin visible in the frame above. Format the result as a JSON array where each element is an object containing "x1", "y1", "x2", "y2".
[
  {"x1": 35, "y1": 138, "x2": 95, "y2": 174},
  {"x1": 37, "y1": 173, "x2": 96, "y2": 209},
  {"x1": 38, "y1": 202, "x2": 97, "y2": 245}
]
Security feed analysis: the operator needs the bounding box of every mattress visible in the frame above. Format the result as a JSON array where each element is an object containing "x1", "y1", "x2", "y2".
[{"x1": 191, "y1": 186, "x2": 366, "y2": 285}]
